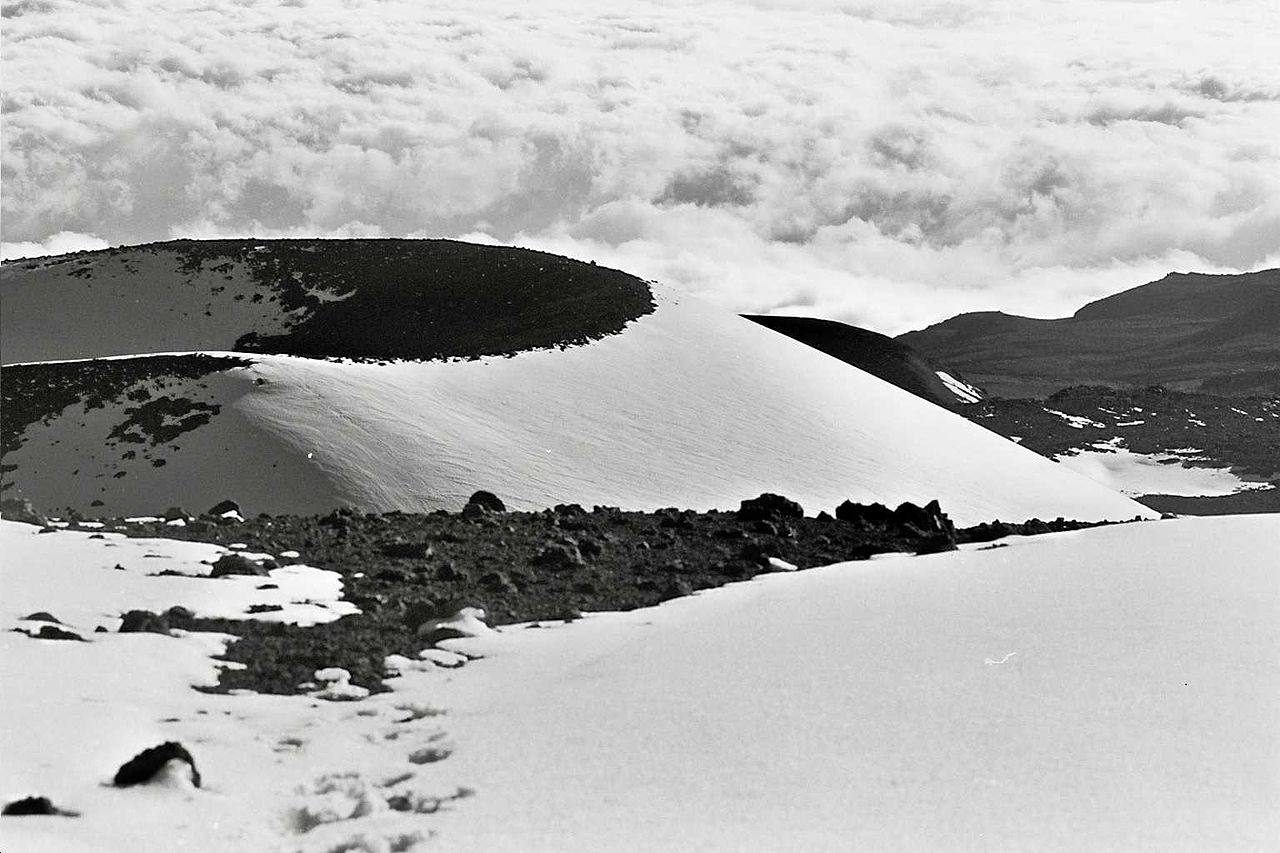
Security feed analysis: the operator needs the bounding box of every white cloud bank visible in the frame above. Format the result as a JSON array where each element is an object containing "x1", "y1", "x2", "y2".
[{"x1": 3, "y1": 0, "x2": 1278, "y2": 331}]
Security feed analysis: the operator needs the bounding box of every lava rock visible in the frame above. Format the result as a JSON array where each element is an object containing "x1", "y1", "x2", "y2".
[
  {"x1": 2, "y1": 796, "x2": 77, "y2": 817},
  {"x1": 21, "y1": 612, "x2": 62, "y2": 624},
  {"x1": 834, "y1": 500, "x2": 896, "y2": 525},
  {"x1": 465, "y1": 490, "x2": 506, "y2": 513},
  {"x1": 737, "y1": 493, "x2": 804, "y2": 522},
  {"x1": 209, "y1": 553, "x2": 265, "y2": 577},
  {"x1": 119, "y1": 610, "x2": 171, "y2": 634},
  {"x1": 162, "y1": 506, "x2": 189, "y2": 522},
  {"x1": 206, "y1": 499, "x2": 241, "y2": 517},
  {"x1": 164, "y1": 606, "x2": 195, "y2": 630},
  {"x1": 113, "y1": 742, "x2": 201, "y2": 788}
]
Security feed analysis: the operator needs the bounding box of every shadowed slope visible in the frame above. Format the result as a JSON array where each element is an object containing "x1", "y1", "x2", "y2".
[{"x1": 743, "y1": 315, "x2": 965, "y2": 408}]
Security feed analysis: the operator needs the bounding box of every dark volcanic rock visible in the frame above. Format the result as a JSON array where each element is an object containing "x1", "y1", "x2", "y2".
[
  {"x1": 206, "y1": 499, "x2": 241, "y2": 518},
  {"x1": 465, "y1": 490, "x2": 506, "y2": 513},
  {"x1": 21, "y1": 625, "x2": 85, "y2": 641},
  {"x1": 3, "y1": 796, "x2": 77, "y2": 817},
  {"x1": 737, "y1": 493, "x2": 804, "y2": 522},
  {"x1": 835, "y1": 501, "x2": 896, "y2": 525},
  {"x1": 22, "y1": 611, "x2": 62, "y2": 624},
  {"x1": 209, "y1": 553, "x2": 265, "y2": 577},
  {"x1": 113, "y1": 742, "x2": 201, "y2": 788},
  {"x1": 89, "y1": 495, "x2": 1117, "y2": 698},
  {"x1": 119, "y1": 610, "x2": 171, "y2": 634}
]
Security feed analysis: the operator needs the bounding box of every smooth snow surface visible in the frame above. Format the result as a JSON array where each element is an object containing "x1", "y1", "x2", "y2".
[
  {"x1": 3, "y1": 517, "x2": 1276, "y2": 852},
  {"x1": 1056, "y1": 448, "x2": 1275, "y2": 497},
  {"x1": 9, "y1": 287, "x2": 1153, "y2": 524}
]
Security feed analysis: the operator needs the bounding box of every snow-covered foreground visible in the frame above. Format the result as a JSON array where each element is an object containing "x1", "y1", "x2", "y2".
[{"x1": 3, "y1": 516, "x2": 1276, "y2": 851}]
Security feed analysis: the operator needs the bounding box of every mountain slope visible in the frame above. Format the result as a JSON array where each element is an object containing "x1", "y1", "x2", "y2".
[
  {"x1": 898, "y1": 269, "x2": 1280, "y2": 397},
  {"x1": 742, "y1": 315, "x2": 980, "y2": 408},
  {"x1": 1, "y1": 241, "x2": 1152, "y2": 525}
]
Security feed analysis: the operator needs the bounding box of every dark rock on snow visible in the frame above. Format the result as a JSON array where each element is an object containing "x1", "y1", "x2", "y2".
[
  {"x1": 209, "y1": 553, "x2": 265, "y2": 577},
  {"x1": 20, "y1": 625, "x2": 85, "y2": 641},
  {"x1": 113, "y1": 742, "x2": 201, "y2": 788},
  {"x1": 3, "y1": 796, "x2": 78, "y2": 817},
  {"x1": 22, "y1": 612, "x2": 63, "y2": 624},
  {"x1": 119, "y1": 606, "x2": 197, "y2": 634}
]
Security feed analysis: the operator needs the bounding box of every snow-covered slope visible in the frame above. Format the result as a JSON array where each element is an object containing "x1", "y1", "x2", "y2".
[
  {"x1": 4, "y1": 284, "x2": 1152, "y2": 524},
  {"x1": 3, "y1": 516, "x2": 1275, "y2": 851}
]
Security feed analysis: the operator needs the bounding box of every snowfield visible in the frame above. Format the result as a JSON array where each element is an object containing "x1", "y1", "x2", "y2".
[
  {"x1": 1056, "y1": 446, "x2": 1276, "y2": 498},
  {"x1": 6, "y1": 286, "x2": 1153, "y2": 525},
  {"x1": 2, "y1": 515, "x2": 1276, "y2": 851}
]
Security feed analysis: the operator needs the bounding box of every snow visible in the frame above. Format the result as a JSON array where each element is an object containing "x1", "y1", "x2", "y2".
[
  {"x1": 935, "y1": 370, "x2": 983, "y2": 403},
  {"x1": 0, "y1": 523, "x2": 357, "y2": 630},
  {"x1": 6, "y1": 288, "x2": 1153, "y2": 525},
  {"x1": 1044, "y1": 408, "x2": 1105, "y2": 429},
  {"x1": 1055, "y1": 448, "x2": 1274, "y2": 497},
  {"x1": 3, "y1": 516, "x2": 1276, "y2": 851}
]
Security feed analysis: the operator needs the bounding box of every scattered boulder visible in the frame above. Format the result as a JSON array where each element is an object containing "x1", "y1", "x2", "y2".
[
  {"x1": 737, "y1": 493, "x2": 804, "y2": 522},
  {"x1": 835, "y1": 500, "x2": 896, "y2": 525},
  {"x1": 162, "y1": 506, "x2": 189, "y2": 522},
  {"x1": 21, "y1": 611, "x2": 62, "y2": 624},
  {"x1": 209, "y1": 553, "x2": 265, "y2": 577},
  {"x1": 2, "y1": 796, "x2": 78, "y2": 817},
  {"x1": 0, "y1": 498, "x2": 49, "y2": 526},
  {"x1": 465, "y1": 490, "x2": 506, "y2": 513},
  {"x1": 164, "y1": 606, "x2": 195, "y2": 629},
  {"x1": 893, "y1": 499, "x2": 955, "y2": 536},
  {"x1": 206, "y1": 499, "x2": 241, "y2": 518},
  {"x1": 118, "y1": 609, "x2": 171, "y2": 634},
  {"x1": 113, "y1": 742, "x2": 202, "y2": 789},
  {"x1": 18, "y1": 625, "x2": 85, "y2": 641}
]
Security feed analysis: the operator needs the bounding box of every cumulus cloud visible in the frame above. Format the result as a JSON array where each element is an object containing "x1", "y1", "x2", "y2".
[{"x1": 3, "y1": 0, "x2": 1278, "y2": 331}]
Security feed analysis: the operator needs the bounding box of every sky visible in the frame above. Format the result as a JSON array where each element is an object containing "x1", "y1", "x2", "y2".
[{"x1": 3, "y1": 0, "x2": 1278, "y2": 333}]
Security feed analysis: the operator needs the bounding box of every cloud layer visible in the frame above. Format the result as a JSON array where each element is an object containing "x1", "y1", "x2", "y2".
[{"x1": 4, "y1": 0, "x2": 1278, "y2": 331}]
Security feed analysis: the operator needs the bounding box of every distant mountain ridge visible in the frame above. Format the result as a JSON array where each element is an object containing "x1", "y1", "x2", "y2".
[{"x1": 897, "y1": 269, "x2": 1280, "y2": 398}]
